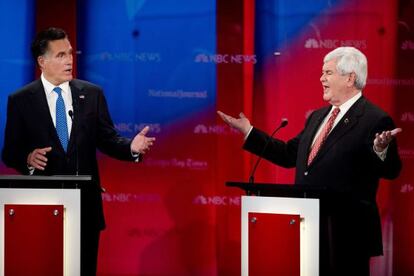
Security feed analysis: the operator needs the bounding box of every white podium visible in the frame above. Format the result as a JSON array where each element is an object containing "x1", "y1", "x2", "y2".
[
  {"x1": 227, "y1": 182, "x2": 324, "y2": 276},
  {"x1": 0, "y1": 175, "x2": 91, "y2": 276}
]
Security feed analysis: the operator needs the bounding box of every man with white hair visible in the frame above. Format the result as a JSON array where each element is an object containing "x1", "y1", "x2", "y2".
[{"x1": 218, "y1": 47, "x2": 402, "y2": 275}]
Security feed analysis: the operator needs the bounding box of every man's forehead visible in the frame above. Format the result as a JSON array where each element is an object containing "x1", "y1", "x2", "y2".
[
  {"x1": 47, "y1": 39, "x2": 72, "y2": 52},
  {"x1": 322, "y1": 59, "x2": 336, "y2": 70}
]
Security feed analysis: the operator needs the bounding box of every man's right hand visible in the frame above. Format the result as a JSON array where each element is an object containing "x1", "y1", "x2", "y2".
[
  {"x1": 27, "y1": 147, "x2": 52, "y2": 171},
  {"x1": 373, "y1": 128, "x2": 402, "y2": 152},
  {"x1": 217, "y1": 111, "x2": 252, "y2": 135}
]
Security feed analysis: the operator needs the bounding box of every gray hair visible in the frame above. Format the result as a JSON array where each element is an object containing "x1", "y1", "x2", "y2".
[{"x1": 324, "y1": 47, "x2": 367, "y2": 90}]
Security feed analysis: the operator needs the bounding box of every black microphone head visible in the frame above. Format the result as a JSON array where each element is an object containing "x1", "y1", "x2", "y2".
[
  {"x1": 68, "y1": 110, "x2": 74, "y2": 118},
  {"x1": 281, "y1": 118, "x2": 288, "y2": 127}
]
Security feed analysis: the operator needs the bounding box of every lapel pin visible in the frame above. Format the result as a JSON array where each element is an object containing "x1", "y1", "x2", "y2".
[
  {"x1": 79, "y1": 95, "x2": 85, "y2": 99},
  {"x1": 344, "y1": 118, "x2": 349, "y2": 124}
]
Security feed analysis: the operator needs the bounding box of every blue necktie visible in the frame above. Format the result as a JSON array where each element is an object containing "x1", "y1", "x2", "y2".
[{"x1": 53, "y1": 87, "x2": 69, "y2": 152}]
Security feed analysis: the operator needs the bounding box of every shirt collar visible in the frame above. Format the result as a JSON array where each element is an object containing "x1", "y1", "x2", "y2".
[
  {"x1": 41, "y1": 73, "x2": 70, "y2": 96},
  {"x1": 332, "y1": 91, "x2": 362, "y2": 114}
]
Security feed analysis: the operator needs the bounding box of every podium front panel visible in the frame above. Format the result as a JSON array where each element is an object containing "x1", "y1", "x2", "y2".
[
  {"x1": 5, "y1": 204, "x2": 64, "y2": 276},
  {"x1": 242, "y1": 196, "x2": 319, "y2": 276},
  {"x1": 0, "y1": 188, "x2": 80, "y2": 276},
  {"x1": 249, "y1": 212, "x2": 300, "y2": 275}
]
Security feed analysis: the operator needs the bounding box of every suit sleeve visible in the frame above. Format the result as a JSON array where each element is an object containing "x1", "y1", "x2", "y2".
[
  {"x1": 95, "y1": 89, "x2": 134, "y2": 161},
  {"x1": 243, "y1": 127, "x2": 301, "y2": 168},
  {"x1": 242, "y1": 109, "x2": 322, "y2": 169},
  {"x1": 1, "y1": 95, "x2": 31, "y2": 174}
]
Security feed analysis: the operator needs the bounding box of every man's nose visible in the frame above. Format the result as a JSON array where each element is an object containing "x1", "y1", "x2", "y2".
[
  {"x1": 320, "y1": 75, "x2": 325, "y2": 82},
  {"x1": 67, "y1": 53, "x2": 73, "y2": 63}
]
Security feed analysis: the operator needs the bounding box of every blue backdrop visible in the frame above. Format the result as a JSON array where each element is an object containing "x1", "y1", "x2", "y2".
[
  {"x1": 77, "y1": 0, "x2": 216, "y2": 138},
  {"x1": 0, "y1": 0, "x2": 35, "y2": 165}
]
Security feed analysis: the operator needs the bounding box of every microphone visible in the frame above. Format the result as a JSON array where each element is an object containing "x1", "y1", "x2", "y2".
[
  {"x1": 68, "y1": 109, "x2": 79, "y2": 176},
  {"x1": 248, "y1": 118, "x2": 288, "y2": 185}
]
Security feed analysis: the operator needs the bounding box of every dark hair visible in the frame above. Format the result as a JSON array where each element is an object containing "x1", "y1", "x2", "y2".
[{"x1": 31, "y1": 27, "x2": 68, "y2": 63}]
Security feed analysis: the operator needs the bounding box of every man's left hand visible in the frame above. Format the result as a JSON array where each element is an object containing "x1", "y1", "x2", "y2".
[
  {"x1": 131, "y1": 126, "x2": 156, "y2": 154},
  {"x1": 373, "y1": 128, "x2": 402, "y2": 152}
]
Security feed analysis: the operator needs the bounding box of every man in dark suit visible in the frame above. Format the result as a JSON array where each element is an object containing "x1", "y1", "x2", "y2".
[
  {"x1": 218, "y1": 47, "x2": 402, "y2": 275},
  {"x1": 2, "y1": 27, "x2": 155, "y2": 275}
]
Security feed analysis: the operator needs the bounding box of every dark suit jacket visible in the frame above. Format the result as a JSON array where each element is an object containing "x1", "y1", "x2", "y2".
[
  {"x1": 244, "y1": 96, "x2": 401, "y2": 257},
  {"x1": 2, "y1": 78, "x2": 135, "y2": 230}
]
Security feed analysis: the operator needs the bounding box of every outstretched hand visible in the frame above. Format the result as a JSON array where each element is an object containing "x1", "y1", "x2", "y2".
[
  {"x1": 217, "y1": 110, "x2": 252, "y2": 135},
  {"x1": 131, "y1": 126, "x2": 156, "y2": 155},
  {"x1": 373, "y1": 128, "x2": 402, "y2": 152}
]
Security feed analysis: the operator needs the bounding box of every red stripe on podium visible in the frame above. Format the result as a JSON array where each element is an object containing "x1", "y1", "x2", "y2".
[
  {"x1": 248, "y1": 212, "x2": 300, "y2": 276},
  {"x1": 5, "y1": 205, "x2": 64, "y2": 276}
]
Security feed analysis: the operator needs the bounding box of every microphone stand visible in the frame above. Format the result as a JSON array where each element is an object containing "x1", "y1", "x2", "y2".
[
  {"x1": 68, "y1": 108, "x2": 79, "y2": 176},
  {"x1": 248, "y1": 118, "x2": 288, "y2": 193}
]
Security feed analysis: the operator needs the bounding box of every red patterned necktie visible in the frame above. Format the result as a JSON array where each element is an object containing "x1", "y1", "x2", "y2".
[{"x1": 307, "y1": 108, "x2": 340, "y2": 165}]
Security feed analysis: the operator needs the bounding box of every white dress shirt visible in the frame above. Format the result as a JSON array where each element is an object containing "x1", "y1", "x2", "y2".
[
  {"x1": 41, "y1": 74, "x2": 73, "y2": 136},
  {"x1": 310, "y1": 92, "x2": 362, "y2": 147}
]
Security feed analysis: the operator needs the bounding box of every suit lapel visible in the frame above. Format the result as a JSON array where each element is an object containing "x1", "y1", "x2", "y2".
[
  {"x1": 28, "y1": 80, "x2": 62, "y2": 148},
  {"x1": 67, "y1": 81, "x2": 83, "y2": 155},
  {"x1": 29, "y1": 79, "x2": 85, "y2": 155},
  {"x1": 302, "y1": 106, "x2": 331, "y2": 157},
  {"x1": 309, "y1": 97, "x2": 366, "y2": 166}
]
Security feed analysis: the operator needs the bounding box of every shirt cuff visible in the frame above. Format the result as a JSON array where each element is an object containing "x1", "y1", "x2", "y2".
[
  {"x1": 131, "y1": 151, "x2": 140, "y2": 162},
  {"x1": 373, "y1": 145, "x2": 388, "y2": 161},
  {"x1": 27, "y1": 165, "x2": 35, "y2": 175},
  {"x1": 244, "y1": 126, "x2": 254, "y2": 140}
]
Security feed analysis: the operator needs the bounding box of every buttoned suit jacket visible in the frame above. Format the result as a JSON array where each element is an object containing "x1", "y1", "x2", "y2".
[
  {"x1": 2, "y1": 78, "x2": 135, "y2": 230},
  {"x1": 244, "y1": 96, "x2": 401, "y2": 257}
]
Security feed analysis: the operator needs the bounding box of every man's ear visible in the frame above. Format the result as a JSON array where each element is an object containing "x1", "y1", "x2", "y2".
[
  {"x1": 347, "y1": 72, "x2": 356, "y2": 87},
  {"x1": 37, "y1": 56, "x2": 45, "y2": 69}
]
